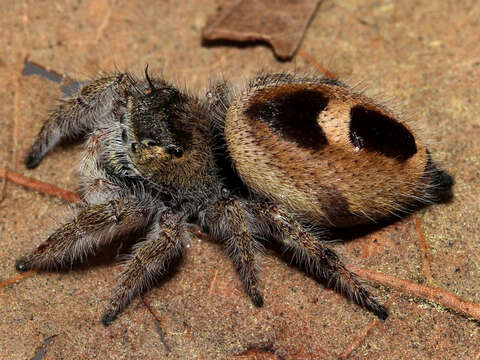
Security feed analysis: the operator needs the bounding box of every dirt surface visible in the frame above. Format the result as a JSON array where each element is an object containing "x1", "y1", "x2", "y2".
[{"x1": 1, "y1": 1, "x2": 479, "y2": 359}]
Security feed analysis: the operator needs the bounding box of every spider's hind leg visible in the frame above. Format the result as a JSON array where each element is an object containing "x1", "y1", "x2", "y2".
[
  {"x1": 258, "y1": 204, "x2": 388, "y2": 320},
  {"x1": 26, "y1": 73, "x2": 131, "y2": 169},
  {"x1": 15, "y1": 194, "x2": 154, "y2": 272},
  {"x1": 102, "y1": 213, "x2": 189, "y2": 325},
  {"x1": 202, "y1": 196, "x2": 264, "y2": 307}
]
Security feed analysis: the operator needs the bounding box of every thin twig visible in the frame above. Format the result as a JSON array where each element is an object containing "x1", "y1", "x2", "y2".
[
  {"x1": 94, "y1": 3, "x2": 112, "y2": 43},
  {"x1": 0, "y1": 164, "x2": 8, "y2": 204},
  {"x1": 0, "y1": 168, "x2": 81, "y2": 203},
  {"x1": 414, "y1": 215, "x2": 433, "y2": 283},
  {"x1": 233, "y1": 342, "x2": 282, "y2": 359},
  {"x1": 141, "y1": 296, "x2": 171, "y2": 353},
  {"x1": 349, "y1": 265, "x2": 480, "y2": 322},
  {"x1": 297, "y1": 49, "x2": 336, "y2": 79},
  {"x1": 32, "y1": 334, "x2": 58, "y2": 360},
  {"x1": 206, "y1": 268, "x2": 219, "y2": 304},
  {"x1": 13, "y1": 60, "x2": 21, "y2": 169},
  {"x1": 22, "y1": 0, "x2": 31, "y2": 46},
  {"x1": 338, "y1": 318, "x2": 378, "y2": 359},
  {"x1": 0, "y1": 270, "x2": 35, "y2": 289},
  {"x1": 338, "y1": 297, "x2": 394, "y2": 359}
]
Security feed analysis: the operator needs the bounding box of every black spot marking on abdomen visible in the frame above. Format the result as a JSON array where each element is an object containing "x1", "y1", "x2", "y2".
[
  {"x1": 349, "y1": 105, "x2": 417, "y2": 161},
  {"x1": 245, "y1": 89, "x2": 329, "y2": 150}
]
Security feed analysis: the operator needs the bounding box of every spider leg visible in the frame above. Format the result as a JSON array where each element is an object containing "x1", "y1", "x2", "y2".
[
  {"x1": 102, "y1": 213, "x2": 188, "y2": 325},
  {"x1": 258, "y1": 204, "x2": 388, "y2": 320},
  {"x1": 26, "y1": 73, "x2": 131, "y2": 169},
  {"x1": 203, "y1": 196, "x2": 264, "y2": 307},
  {"x1": 77, "y1": 128, "x2": 126, "y2": 203},
  {"x1": 15, "y1": 195, "x2": 154, "y2": 272}
]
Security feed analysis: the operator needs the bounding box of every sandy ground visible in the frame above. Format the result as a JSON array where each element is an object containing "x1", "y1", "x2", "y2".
[{"x1": 0, "y1": 0, "x2": 479, "y2": 359}]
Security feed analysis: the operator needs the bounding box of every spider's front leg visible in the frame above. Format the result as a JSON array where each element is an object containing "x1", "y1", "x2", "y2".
[
  {"x1": 258, "y1": 204, "x2": 388, "y2": 320},
  {"x1": 202, "y1": 195, "x2": 264, "y2": 307},
  {"x1": 102, "y1": 213, "x2": 189, "y2": 325},
  {"x1": 26, "y1": 73, "x2": 131, "y2": 169},
  {"x1": 15, "y1": 195, "x2": 154, "y2": 272}
]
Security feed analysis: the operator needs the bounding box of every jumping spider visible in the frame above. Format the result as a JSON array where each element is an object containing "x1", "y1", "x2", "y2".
[{"x1": 16, "y1": 68, "x2": 453, "y2": 325}]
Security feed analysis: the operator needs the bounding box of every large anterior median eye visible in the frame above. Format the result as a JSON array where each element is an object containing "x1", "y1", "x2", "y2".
[
  {"x1": 349, "y1": 105, "x2": 417, "y2": 161},
  {"x1": 165, "y1": 144, "x2": 184, "y2": 158}
]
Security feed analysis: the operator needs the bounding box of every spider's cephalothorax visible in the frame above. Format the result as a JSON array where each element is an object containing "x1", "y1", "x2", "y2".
[{"x1": 16, "y1": 69, "x2": 453, "y2": 325}]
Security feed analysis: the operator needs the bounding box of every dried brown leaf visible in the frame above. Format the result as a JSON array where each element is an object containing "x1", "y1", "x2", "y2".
[{"x1": 203, "y1": 0, "x2": 321, "y2": 59}]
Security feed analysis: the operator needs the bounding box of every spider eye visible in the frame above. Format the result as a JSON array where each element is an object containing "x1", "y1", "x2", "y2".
[{"x1": 165, "y1": 144, "x2": 183, "y2": 158}]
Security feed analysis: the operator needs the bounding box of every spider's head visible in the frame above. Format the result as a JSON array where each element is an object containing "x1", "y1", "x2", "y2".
[{"x1": 128, "y1": 74, "x2": 214, "y2": 190}]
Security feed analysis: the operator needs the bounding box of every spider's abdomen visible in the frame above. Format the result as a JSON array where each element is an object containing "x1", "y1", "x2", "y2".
[{"x1": 224, "y1": 74, "x2": 433, "y2": 227}]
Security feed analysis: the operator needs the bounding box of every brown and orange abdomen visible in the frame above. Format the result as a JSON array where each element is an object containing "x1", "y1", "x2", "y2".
[{"x1": 225, "y1": 76, "x2": 429, "y2": 227}]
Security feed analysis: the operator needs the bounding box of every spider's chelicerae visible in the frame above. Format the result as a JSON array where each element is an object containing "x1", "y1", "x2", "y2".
[{"x1": 16, "y1": 69, "x2": 453, "y2": 325}]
